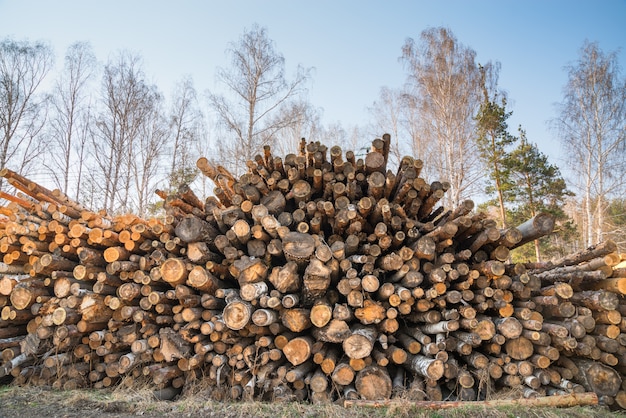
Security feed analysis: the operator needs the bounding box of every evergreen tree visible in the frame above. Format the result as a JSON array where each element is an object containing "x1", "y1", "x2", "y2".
[
  {"x1": 505, "y1": 129, "x2": 575, "y2": 261},
  {"x1": 605, "y1": 198, "x2": 626, "y2": 248},
  {"x1": 475, "y1": 64, "x2": 516, "y2": 227}
]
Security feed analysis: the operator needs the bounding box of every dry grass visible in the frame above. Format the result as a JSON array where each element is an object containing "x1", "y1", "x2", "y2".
[{"x1": 1, "y1": 384, "x2": 624, "y2": 418}]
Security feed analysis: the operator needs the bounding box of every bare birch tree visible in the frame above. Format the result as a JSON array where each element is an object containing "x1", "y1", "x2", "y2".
[
  {"x1": 400, "y1": 27, "x2": 483, "y2": 207},
  {"x1": 270, "y1": 99, "x2": 321, "y2": 156},
  {"x1": 47, "y1": 41, "x2": 96, "y2": 198},
  {"x1": 208, "y1": 24, "x2": 311, "y2": 175},
  {"x1": 92, "y1": 51, "x2": 161, "y2": 214},
  {"x1": 554, "y1": 41, "x2": 626, "y2": 246},
  {"x1": 168, "y1": 75, "x2": 205, "y2": 190},
  {"x1": 132, "y1": 100, "x2": 167, "y2": 217},
  {"x1": 0, "y1": 38, "x2": 53, "y2": 190},
  {"x1": 367, "y1": 86, "x2": 417, "y2": 171}
]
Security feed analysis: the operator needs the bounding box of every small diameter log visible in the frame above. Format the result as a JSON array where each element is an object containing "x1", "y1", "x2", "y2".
[
  {"x1": 187, "y1": 266, "x2": 219, "y2": 294},
  {"x1": 302, "y1": 258, "x2": 331, "y2": 305},
  {"x1": 310, "y1": 300, "x2": 333, "y2": 328},
  {"x1": 223, "y1": 300, "x2": 253, "y2": 330},
  {"x1": 251, "y1": 309, "x2": 279, "y2": 327},
  {"x1": 309, "y1": 368, "x2": 329, "y2": 394},
  {"x1": 420, "y1": 320, "x2": 459, "y2": 335},
  {"x1": 404, "y1": 354, "x2": 444, "y2": 380},
  {"x1": 551, "y1": 240, "x2": 617, "y2": 268},
  {"x1": 332, "y1": 361, "x2": 355, "y2": 386},
  {"x1": 240, "y1": 282, "x2": 268, "y2": 302},
  {"x1": 343, "y1": 325, "x2": 377, "y2": 359}
]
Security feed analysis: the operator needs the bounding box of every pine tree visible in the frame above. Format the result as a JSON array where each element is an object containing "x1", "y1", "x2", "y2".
[
  {"x1": 475, "y1": 64, "x2": 516, "y2": 227},
  {"x1": 505, "y1": 129, "x2": 575, "y2": 261}
]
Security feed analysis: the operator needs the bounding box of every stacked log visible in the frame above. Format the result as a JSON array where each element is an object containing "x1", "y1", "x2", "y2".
[{"x1": 0, "y1": 135, "x2": 624, "y2": 408}]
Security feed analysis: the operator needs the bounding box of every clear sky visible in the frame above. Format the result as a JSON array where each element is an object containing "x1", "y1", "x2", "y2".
[{"x1": 1, "y1": 0, "x2": 625, "y2": 169}]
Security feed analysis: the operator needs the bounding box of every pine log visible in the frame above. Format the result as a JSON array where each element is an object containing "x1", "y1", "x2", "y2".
[{"x1": 344, "y1": 392, "x2": 598, "y2": 408}]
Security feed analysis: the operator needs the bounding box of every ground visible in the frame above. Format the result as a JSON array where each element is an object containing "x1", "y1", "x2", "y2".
[{"x1": 0, "y1": 385, "x2": 623, "y2": 418}]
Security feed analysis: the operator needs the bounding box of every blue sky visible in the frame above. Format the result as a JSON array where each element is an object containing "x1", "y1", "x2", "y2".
[{"x1": 1, "y1": 0, "x2": 625, "y2": 169}]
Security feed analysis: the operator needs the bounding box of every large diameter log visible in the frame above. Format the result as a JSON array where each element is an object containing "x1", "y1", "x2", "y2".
[
  {"x1": 174, "y1": 215, "x2": 219, "y2": 243},
  {"x1": 570, "y1": 290, "x2": 619, "y2": 311},
  {"x1": 588, "y1": 277, "x2": 626, "y2": 294},
  {"x1": 160, "y1": 258, "x2": 189, "y2": 287},
  {"x1": 505, "y1": 336, "x2": 534, "y2": 360},
  {"x1": 281, "y1": 308, "x2": 312, "y2": 332},
  {"x1": 495, "y1": 317, "x2": 523, "y2": 339},
  {"x1": 186, "y1": 242, "x2": 220, "y2": 264},
  {"x1": 312, "y1": 319, "x2": 351, "y2": 343},
  {"x1": 355, "y1": 299, "x2": 387, "y2": 325},
  {"x1": 281, "y1": 231, "x2": 315, "y2": 265},
  {"x1": 230, "y1": 256, "x2": 269, "y2": 285},
  {"x1": 159, "y1": 328, "x2": 191, "y2": 362},
  {"x1": 10, "y1": 285, "x2": 47, "y2": 310},
  {"x1": 282, "y1": 336, "x2": 313, "y2": 366},
  {"x1": 355, "y1": 365, "x2": 392, "y2": 400},
  {"x1": 268, "y1": 261, "x2": 300, "y2": 293},
  {"x1": 260, "y1": 190, "x2": 286, "y2": 215},
  {"x1": 510, "y1": 212, "x2": 555, "y2": 249},
  {"x1": 575, "y1": 359, "x2": 622, "y2": 397}
]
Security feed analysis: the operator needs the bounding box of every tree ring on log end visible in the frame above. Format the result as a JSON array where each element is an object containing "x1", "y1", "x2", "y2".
[
  {"x1": 355, "y1": 365, "x2": 392, "y2": 400},
  {"x1": 282, "y1": 231, "x2": 316, "y2": 264},
  {"x1": 223, "y1": 301, "x2": 252, "y2": 330}
]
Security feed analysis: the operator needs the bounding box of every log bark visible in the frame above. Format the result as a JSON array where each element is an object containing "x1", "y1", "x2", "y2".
[
  {"x1": 510, "y1": 213, "x2": 555, "y2": 249},
  {"x1": 344, "y1": 392, "x2": 598, "y2": 408}
]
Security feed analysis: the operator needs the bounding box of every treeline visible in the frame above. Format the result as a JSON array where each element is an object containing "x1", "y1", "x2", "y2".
[{"x1": 0, "y1": 26, "x2": 625, "y2": 258}]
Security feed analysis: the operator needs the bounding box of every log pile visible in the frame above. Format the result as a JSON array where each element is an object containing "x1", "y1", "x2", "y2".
[{"x1": 0, "y1": 135, "x2": 625, "y2": 408}]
